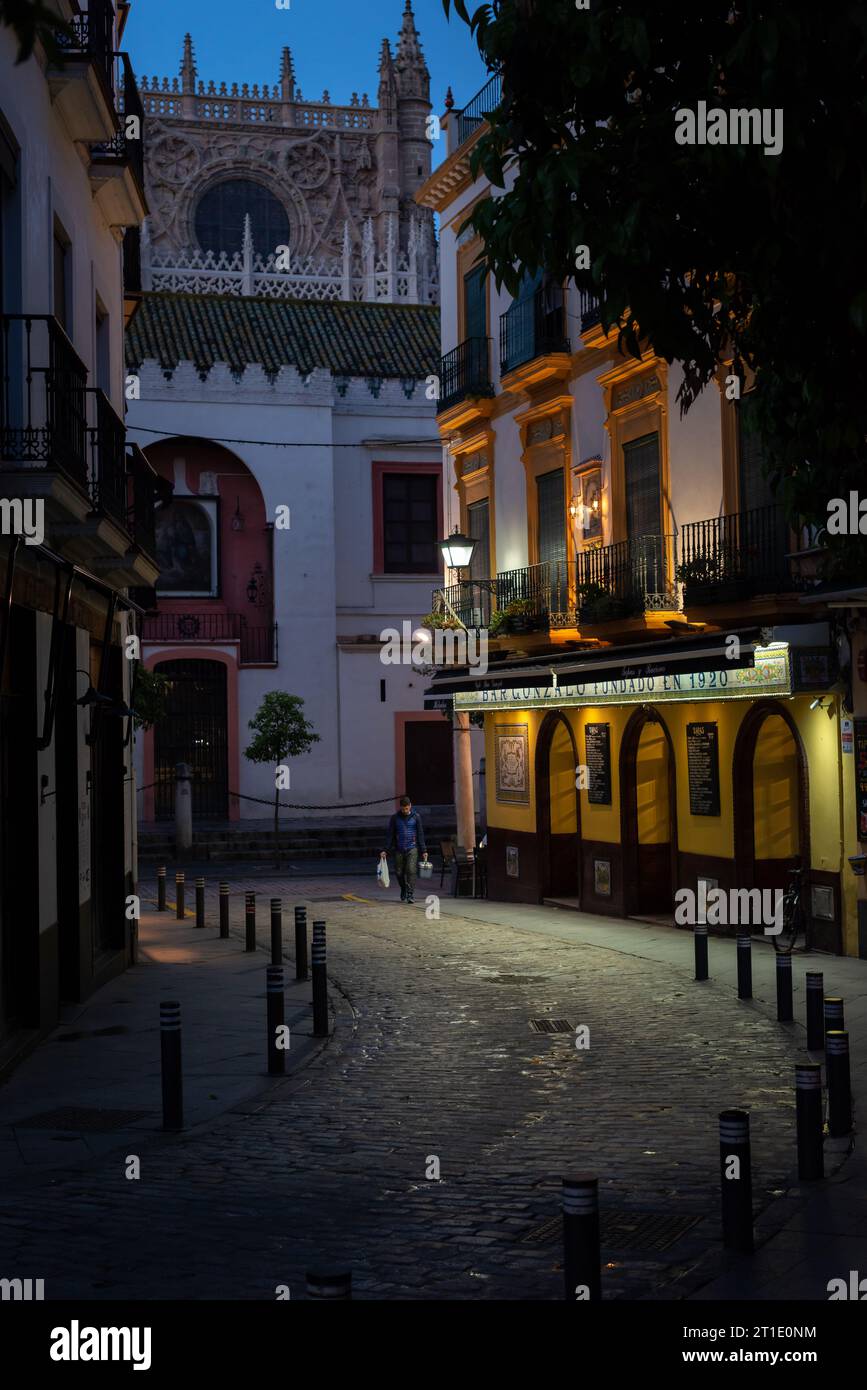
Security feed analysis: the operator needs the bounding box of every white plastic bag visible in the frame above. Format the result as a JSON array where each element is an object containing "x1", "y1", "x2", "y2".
[
  {"x1": 419, "y1": 860, "x2": 433, "y2": 879},
  {"x1": 377, "y1": 857, "x2": 390, "y2": 888}
]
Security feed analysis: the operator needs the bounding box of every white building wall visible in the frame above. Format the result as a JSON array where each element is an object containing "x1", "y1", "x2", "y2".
[{"x1": 127, "y1": 361, "x2": 442, "y2": 821}]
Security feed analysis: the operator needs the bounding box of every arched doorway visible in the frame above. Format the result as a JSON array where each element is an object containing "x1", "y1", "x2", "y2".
[
  {"x1": 154, "y1": 659, "x2": 229, "y2": 820},
  {"x1": 620, "y1": 707, "x2": 678, "y2": 916},
  {"x1": 535, "y1": 711, "x2": 581, "y2": 899},
  {"x1": 733, "y1": 703, "x2": 809, "y2": 895}
]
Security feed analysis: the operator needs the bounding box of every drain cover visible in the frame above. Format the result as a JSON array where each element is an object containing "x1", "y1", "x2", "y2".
[
  {"x1": 529, "y1": 1018, "x2": 574, "y2": 1034},
  {"x1": 519, "y1": 1209, "x2": 702, "y2": 1252},
  {"x1": 17, "y1": 1107, "x2": 151, "y2": 1131}
]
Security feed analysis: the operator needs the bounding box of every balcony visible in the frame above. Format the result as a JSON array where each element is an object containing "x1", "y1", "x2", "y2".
[
  {"x1": 142, "y1": 612, "x2": 278, "y2": 666},
  {"x1": 576, "y1": 536, "x2": 679, "y2": 617},
  {"x1": 679, "y1": 505, "x2": 796, "y2": 604},
  {"x1": 0, "y1": 314, "x2": 89, "y2": 493},
  {"x1": 87, "y1": 388, "x2": 127, "y2": 525},
  {"x1": 500, "y1": 287, "x2": 571, "y2": 387},
  {"x1": 579, "y1": 289, "x2": 602, "y2": 333},
  {"x1": 122, "y1": 226, "x2": 143, "y2": 326},
  {"x1": 456, "y1": 72, "x2": 503, "y2": 149},
  {"x1": 126, "y1": 445, "x2": 159, "y2": 562},
  {"x1": 433, "y1": 561, "x2": 576, "y2": 635},
  {"x1": 438, "y1": 337, "x2": 494, "y2": 414},
  {"x1": 48, "y1": 0, "x2": 118, "y2": 141},
  {"x1": 89, "y1": 53, "x2": 148, "y2": 227}
]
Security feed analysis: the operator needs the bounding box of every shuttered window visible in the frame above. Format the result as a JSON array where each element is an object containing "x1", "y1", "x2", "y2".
[
  {"x1": 468, "y1": 499, "x2": 490, "y2": 581},
  {"x1": 537, "y1": 468, "x2": 566, "y2": 566},
  {"x1": 624, "y1": 433, "x2": 661, "y2": 539},
  {"x1": 737, "y1": 394, "x2": 775, "y2": 513}
]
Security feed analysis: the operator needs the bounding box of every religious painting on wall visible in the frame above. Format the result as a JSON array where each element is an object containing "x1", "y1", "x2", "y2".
[
  {"x1": 581, "y1": 468, "x2": 602, "y2": 543},
  {"x1": 495, "y1": 724, "x2": 530, "y2": 803},
  {"x1": 155, "y1": 496, "x2": 219, "y2": 597}
]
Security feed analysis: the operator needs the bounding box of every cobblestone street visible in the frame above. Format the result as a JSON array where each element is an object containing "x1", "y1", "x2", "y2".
[{"x1": 0, "y1": 875, "x2": 824, "y2": 1301}]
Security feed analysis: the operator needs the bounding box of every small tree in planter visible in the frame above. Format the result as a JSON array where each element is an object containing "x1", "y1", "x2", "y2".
[
  {"x1": 244, "y1": 692, "x2": 320, "y2": 867},
  {"x1": 130, "y1": 666, "x2": 170, "y2": 731}
]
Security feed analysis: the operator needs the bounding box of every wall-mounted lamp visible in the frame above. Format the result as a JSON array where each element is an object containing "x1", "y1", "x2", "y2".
[
  {"x1": 75, "y1": 668, "x2": 112, "y2": 709},
  {"x1": 231, "y1": 496, "x2": 245, "y2": 532},
  {"x1": 809, "y1": 696, "x2": 836, "y2": 718}
]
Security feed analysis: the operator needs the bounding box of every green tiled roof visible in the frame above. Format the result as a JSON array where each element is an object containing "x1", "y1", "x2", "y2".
[{"x1": 126, "y1": 292, "x2": 441, "y2": 382}]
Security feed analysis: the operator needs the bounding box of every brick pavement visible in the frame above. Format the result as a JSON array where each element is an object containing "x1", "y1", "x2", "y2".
[{"x1": 0, "y1": 872, "x2": 852, "y2": 1300}]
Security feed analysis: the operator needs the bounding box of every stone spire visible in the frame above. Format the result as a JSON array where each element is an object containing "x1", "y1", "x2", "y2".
[
  {"x1": 279, "y1": 47, "x2": 295, "y2": 102},
  {"x1": 395, "y1": 1, "x2": 429, "y2": 100},
  {"x1": 180, "y1": 33, "x2": 197, "y2": 94},
  {"x1": 377, "y1": 38, "x2": 398, "y2": 125}
]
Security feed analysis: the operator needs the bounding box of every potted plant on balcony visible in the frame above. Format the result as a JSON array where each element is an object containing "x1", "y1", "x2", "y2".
[
  {"x1": 421, "y1": 609, "x2": 464, "y2": 631},
  {"x1": 503, "y1": 598, "x2": 537, "y2": 633},
  {"x1": 676, "y1": 556, "x2": 749, "y2": 605},
  {"x1": 577, "y1": 582, "x2": 637, "y2": 623}
]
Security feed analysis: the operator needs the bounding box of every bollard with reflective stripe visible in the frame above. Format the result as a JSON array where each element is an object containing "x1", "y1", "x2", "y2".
[
  {"x1": 795, "y1": 1063, "x2": 824, "y2": 1180},
  {"x1": 195, "y1": 877, "x2": 205, "y2": 929},
  {"x1": 294, "y1": 905, "x2": 308, "y2": 981},
  {"x1": 175, "y1": 871, "x2": 185, "y2": 920},
  {"x1": 694, "y1": 923, "x2": 708, "y2": 982},
  {"x1": 267, "y1": 965, "x2": 286, "y2": 1076},
  {"x1": 826, "y1": 1031, "x2": 852, "y2": 1138},
  {"x1": 736, "y1": 935, "x2": 752, "y2": 1000},
  {"x1": 806, "y1": 972, "x2": 824, "y2": 1051},
  {"x1": 824, "y1": 997, "x2": 844, "y2": 1042},
  {"x1": 270, "y1": 898, "x2": 283, "y2": 967},
  {"x1": 776, "y1": 952, "x2": 793, "y2": 1023},
  {"x1": 160, "y1": 1001, "x2": 183, "y2": 1132},
  {"x1": 219, "y1": 882, "x2": 229, "y2": 939},
  {"x1": 719, "y1": 1108, "x2": 753, "y2": 1252},
  {"x1": 562, "y1": 1175, "x2": 601, "y2": 1301},
  {"x1": 245, "y1": 892, "x2": 256, "y2": 952},
  {"x1": 306, "y1": 1271, "x2": 351, "y2": 1300},
  {"x1": 157, "y1": 866, "x2": 166, "y2": 912},
  {"x1": 312, "y1": 920, "x2": 328, "y2": 1037}
]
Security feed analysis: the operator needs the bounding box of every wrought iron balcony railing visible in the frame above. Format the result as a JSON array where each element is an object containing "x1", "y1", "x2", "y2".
[
  {"x1": 55, "y1": 0, "x2": 116, "y2": 102},
  {"x1": 576, "y1": 535, "x2": 679, "y2": 613},
  {"x1": 679, "y1": 505, "x2": 795, "y2": 598},
  {"x1": 433, "y1": 561, "x2": 575, "y2": 633},
  {"x1": 0, "y1": 314, "x2": 89, "y2": 489},
  {"x1": 126, "y1": 444, "x2": 158, "y2": 560},
  {"x1": 142, "y1": 611, "x2": 278, "y2": 665},
  {"x1": 439, "y1": 337, "x2": 494, "y2": 411},
  {"x1": 87, "y1": 388, "x2": 127, "y2": 523},
  {"x1": 457, "y1": 72, "x2": 503, "y2": 146},
  {"x1": 578, "y1": 289, "x2": 601, "y2": 333},
  {"x1": 500, "y1": 287, "x2": 570, "y2": 375},
  {"x1": 91, "y1": 53, "x2": 145, "y2": 190}
]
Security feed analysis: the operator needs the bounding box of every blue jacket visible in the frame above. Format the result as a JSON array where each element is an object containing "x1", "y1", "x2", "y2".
[{"x1": 385, "y1": 810, "x2": 426, "y2": 854}]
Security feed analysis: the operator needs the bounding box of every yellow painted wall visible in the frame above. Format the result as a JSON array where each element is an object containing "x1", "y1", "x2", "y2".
[
  {"x1": 753, "y1": 714, "x2": 799, "y2": 859},
  {"x1": 636, "y1": 723, "x2": 669, "y2": 844},
  {"x1": 486, "y1": 693, "x2": 846, "y2": 877},
  {"x1": 549, "y1": 720, "x2": 577, "y2": 833}
]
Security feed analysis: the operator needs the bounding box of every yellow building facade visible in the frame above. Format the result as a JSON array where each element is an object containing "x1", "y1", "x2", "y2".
[{"x1": 418, "y1": 77, "x2": 862, "y2": 956}]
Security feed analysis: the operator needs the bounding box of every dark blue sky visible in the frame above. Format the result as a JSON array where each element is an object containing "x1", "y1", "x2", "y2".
[{"x1": 126, "y1": 0, "x2": 490, "y2": 165}]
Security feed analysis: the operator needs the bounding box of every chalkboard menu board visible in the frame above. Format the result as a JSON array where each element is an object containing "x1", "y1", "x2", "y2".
[
  {"x1": 686, "y1": 722, "x2": 721, "y2": 816},
  {"x1": 585, "y1": 723, "x2": 612, "y2": 804},
  {"x1": 854, "y1": 719, "x2": 867, "y2": 839}
]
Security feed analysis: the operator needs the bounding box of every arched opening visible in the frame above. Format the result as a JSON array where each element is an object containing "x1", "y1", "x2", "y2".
[
  {"x1": 153, "y1": 659, "x2": 229, "y2": 821},
  {"x1": 620, "y1": 707, "x2": 678, "y2": 916},
  {"x1": 535, "y1": 712, "x2": 581, "y2": 900},
  {"x1": 733, "y1": 702, "x2": 809, "y2": 896}
]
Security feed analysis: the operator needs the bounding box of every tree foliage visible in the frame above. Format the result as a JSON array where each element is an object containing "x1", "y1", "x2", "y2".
[
  {"x1": 244, "y1": 691, "x2": 320, "y2": 767},
  {"x1": 1, "y1": 0, "x2": 72, "y2": 64},
  {"x1": 443, "y1": 0, "x2": 867, "y2": 574}
]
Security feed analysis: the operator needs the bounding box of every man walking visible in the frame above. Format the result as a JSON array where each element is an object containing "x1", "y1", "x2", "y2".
[{"x1": 383, "y1": 796, "x2": 428, "y2": 904}]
